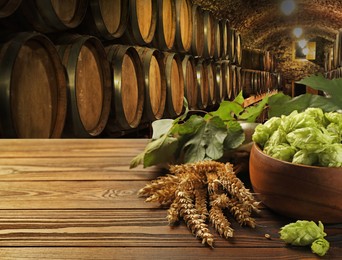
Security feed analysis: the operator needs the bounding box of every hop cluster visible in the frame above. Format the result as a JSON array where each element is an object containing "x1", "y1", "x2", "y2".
[{"x1": 138, "y1": 161, "x2": 260, "y2": 247}]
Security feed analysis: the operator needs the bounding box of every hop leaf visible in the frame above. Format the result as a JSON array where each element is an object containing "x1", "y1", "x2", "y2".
[
  {"x1": 311, "y1": 238, "x2": 330, "y2": 256},
  {"x1": 279, "y1": 220, "x2": 326, "y2": 246}
]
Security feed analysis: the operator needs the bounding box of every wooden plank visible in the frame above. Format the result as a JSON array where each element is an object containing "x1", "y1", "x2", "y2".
[
  {"x1": 0, "y1": 139, "x2": 340, "y2": 259},
  {"x1": 0, "y1": 181, "x2": 155, "y2": 209},
  {"x1": 0, "y1": 157, "x2": 163, "y2": 181},
  {"x1": 0, "y1": 209, "x2": 340, "y2": 249},
  {"x1": 0, "y1": 208, "x2": 285, "y2": 247},
  {"x1": 0, "y1": 139, "x2": 150, "y2": 158},
  {"x1": 1, "y1": 247, "x2": 340, "y2": 260}
]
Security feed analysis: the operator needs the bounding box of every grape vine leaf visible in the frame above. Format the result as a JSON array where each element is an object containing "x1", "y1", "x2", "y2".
[
  {"x1": 206, "y1": 91, "x2": 245, "y2": 121},
  {"x1": 182, "y1": 116, "x2": 228, "y2": 162},
  {"x1": 181, "y1": 117, "x2": 207, "y2": 162},
  {"x1": 178, "y1": 115, "x2": 205, "y2": 135},
  {"x1": 223, "y1": 121, "x2": 245, "y2": 150},
  {"x1": 204, "y1": 116, "x2": 228, "y2": 159}
]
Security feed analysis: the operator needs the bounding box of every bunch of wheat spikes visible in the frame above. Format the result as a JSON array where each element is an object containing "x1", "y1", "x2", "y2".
[{"x1": 138, "y1": 160, "x2": 260, "y2": 247}]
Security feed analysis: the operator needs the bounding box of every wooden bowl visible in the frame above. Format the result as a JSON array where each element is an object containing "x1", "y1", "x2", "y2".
[{"x1": 249, "y1": 143, "x2": 342, "y2": 223}]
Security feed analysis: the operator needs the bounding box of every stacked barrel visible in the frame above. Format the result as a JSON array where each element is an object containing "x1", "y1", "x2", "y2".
[
  {"x1": 240, "y1": 48, "x2": 280, "y2": 97},
  {"x1": 324, "y1": 29, "x2": 342, "y2": 79},
  {"x1": 0, "y1": 0, "x2": 267, "y2": 138}
]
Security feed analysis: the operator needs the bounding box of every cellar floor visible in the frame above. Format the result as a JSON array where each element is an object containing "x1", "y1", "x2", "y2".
[{"x1": 0, "y1": 139, "x2": 340, "y2": 260}]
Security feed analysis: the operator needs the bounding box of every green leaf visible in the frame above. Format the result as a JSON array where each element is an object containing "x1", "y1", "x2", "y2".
[
  {"x1": 183, "y1": 116, "x2": 228, "y2": 162},
  {"x1": 268, "y1": 93, "x2": 339, "y2": 118},
  {"x1": 233, "y1": 91, "x2": 245, "y2": 106},
  {"x1": 224, "y1": 121, "x2": 245, "y2": 149},
  {"x1": 151, "y1": 119, "x2": 174, "y2": 139},
  {"x1": 207, "y1": 101, "x2": 243, "y2": 121},
  {"x1": 183, "y1": 123, "x2": 206, "y2": 162},
  {"x1": 204, "y1": 117, "x2": 228, "y2": 159},
  {"x1": 239, "y1": 95, "x2": 269, "y2": 122},
  {"x1": 143, "y1": 135, "x2": 179, "y2": 167},
  {"x1": 177, "y1": 97, "x2": 190, "y2": 122},
  {"x1": 297, "y1": 74, "x2": 342, "y2": 109},
  {"x1": 129, "y1": 151, "x2": 145, "y2": 168},
  {"x1": 178, "y1": 115, "x2": 205, "y2": 135}
]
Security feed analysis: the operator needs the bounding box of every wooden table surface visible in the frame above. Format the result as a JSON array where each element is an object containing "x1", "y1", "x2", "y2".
[{"x1": 0, "y1": 139, "x2": 340, "y2": 260}]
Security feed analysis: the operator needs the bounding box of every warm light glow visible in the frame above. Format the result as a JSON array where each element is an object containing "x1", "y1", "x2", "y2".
[
  {"x1": 298, "y1": 39, "x2": 308, "y2": 48},
  {"x1": 293, "y1": 27, "x2": 303, "y2": 38},
  {"x1": 302, "y1": 47, "x2": 309, "y2": 55},
  {"x1": 281, "y1": 0, "x2": 296, "y2": 15}
]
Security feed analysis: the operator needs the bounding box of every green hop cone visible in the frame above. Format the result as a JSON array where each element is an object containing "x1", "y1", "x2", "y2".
[
  {"x1": 279, "y1": 220, "x2": 327, "y2": 246},
  {"x1": 311, "y1": 238, "x2": 330, "y2": 257}
]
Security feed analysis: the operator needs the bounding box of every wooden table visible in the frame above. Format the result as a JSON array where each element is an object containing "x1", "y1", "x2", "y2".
[{"x1": 0, "y1": 139, "x2": 340, "y2": 259}]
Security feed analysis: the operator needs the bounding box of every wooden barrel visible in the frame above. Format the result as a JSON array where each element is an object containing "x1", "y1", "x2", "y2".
[
  {"x1": 20, "y1": 0, "x2": 88, "y2": 33},
  {"x1": 80, "y1": 0, "x2": 129, "y2": 40},
  {"x1": 203, "y1": 59, "x2": 216, "y2": 107},
  {"x1": 174, "y1": 0, "x2": 192, "y2": 53},
  {"x1": 190, "y1": 4, "x2": 204, "y2": 57},
  {"x1": 267, "y1": 71, "x2": 273, "y2": 91},
  {"x1": 152, "y1": 0, "x2": 176, "y2": 50},
  {"x1": 195, "y1": 59, "x2": 209, "y2": 109},
  {"x1": 57, "y1": 35, "x2": 111, "y2": 137},
  {"x1": 182, "y1": 55, "x2": 198, "y2": 109},
  {"x1": 236, "y1": 66, "x2": 242, "y2": 96},
  {"x1": 106, "y1": 45, "x2": 144, "y2": 130},
  {"x1": 276, "y1": 72, "x2": 283, "y2": 90},
  {"x1": 230, "y1": 64, "x2": 238, "y2": 98},
  {"x1": 122, "y1": 0, "x2": 157, "y2": 45},
  {"x1": 0, "y1": 32, "x2": 67, "y2": 138},
  {"x1": 229, "y1": 28, "x2": 236, "y2": 64},
  {"x1": 218, "y1": 60, "x2": 230, "y2": 100},
  {"x1": 135, "y1": 47, "x2": 166, "y2": 121},
  {"x1": 263, "y1": 71, "x2": 272, "y2": 92},
  {"x1": 203, "y1": 10, "x2": 215, "y2": 58},
  {"x1": 234, "y1": 31, "x2": 242, "y2": 65},
  {"x1": 242, "y1": 49, "x2": 262, "y2": 70},
  {"x1": 259, "y1": 71, "x2": 266, "y2": 94},
  {"x1": 0, "y1": 0, "x2": 21, "y2": 18},
  {"x1": 254, "y1": 71, "x2": 262, "y2": 95},
  {"x1": 241, "y1": 69, "x2": 254, "y2": 97},
  {"x1": 163, "y1": 52, "x2": 184, "y2": 117},
  {"x1": 214, "y1": 62, "x2": 224, "y2": 102},
  {"x1": 213, "y1": 18, "x2": 222, "y2": 60},
  {"x1": 220, "y1": 19, "x2": 229, "y2": 60}
]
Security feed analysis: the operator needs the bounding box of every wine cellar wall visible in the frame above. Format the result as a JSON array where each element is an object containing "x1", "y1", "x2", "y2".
[{"x1": 0, "y1": 0, "x2": 281, "y2": 138}]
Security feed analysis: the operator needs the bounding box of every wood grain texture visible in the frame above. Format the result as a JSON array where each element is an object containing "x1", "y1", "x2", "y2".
[
  {"x1": 2, "y1": 247, "x2": 342, "y2": 260},
  {"x1": 0, "y1": 139, "x2": 340, "y2": 259}
]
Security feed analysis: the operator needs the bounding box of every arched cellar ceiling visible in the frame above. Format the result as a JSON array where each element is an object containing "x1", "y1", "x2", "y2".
[{"x1": 192, "y1": 0, "x2": 342, "y2": 50}]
